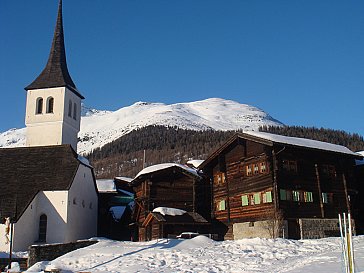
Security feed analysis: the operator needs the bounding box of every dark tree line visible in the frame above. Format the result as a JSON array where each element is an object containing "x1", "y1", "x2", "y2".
[
  {"x1": 87, "y1": 125, "x2": 364, "y2": 179},
  {"x1": 86, "y1": 126, "x2": 235, "y2": 178}
]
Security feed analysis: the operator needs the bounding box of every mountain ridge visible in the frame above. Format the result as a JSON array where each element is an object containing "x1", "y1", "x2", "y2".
[{"x1": 0, "y1": 98, "x2": 284, "y2": 154}]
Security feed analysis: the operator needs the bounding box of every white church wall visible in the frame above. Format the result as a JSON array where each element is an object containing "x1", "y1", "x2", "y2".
[
  {"x1": 66, "y1": 164, "x2": 98, "y2": 241},
  {"x1": 0, "y1": 195, "x2": 38, "y2": 252},
  {"x1": 37, "y1": 191, "x2": 68, "y2": 244},
  {"x1": 0, "y1": 191, "x2": 69, "y2": 252}
]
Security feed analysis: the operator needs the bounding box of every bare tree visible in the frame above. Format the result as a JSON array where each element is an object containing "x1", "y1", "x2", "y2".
[{"x1": 262, "y1": 210, "x2": 284, "y2": 239}]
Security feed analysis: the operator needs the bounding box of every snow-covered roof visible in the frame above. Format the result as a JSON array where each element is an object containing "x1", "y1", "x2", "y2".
[
  {"x1": 134, "y1": 163, "x2": 199, "y2": 179},
  {"x1": 96, "y1": 179, "x2": 117, "y2": 193},
  {"x1": 152, "y1": 207, "x2": 187, "y2": 216},
  {"x1": 244, "y1": 131, "x2": 359, "y2": 156},
  {"x1": 186, "y1": 159, "x2": 205, "y2": 168},
  {"x1": 109, "y1": 206, "x2": 126, "y2": 221},
  {"x1": 356, "y1": 151, "x2": 364, "y2": 166},
  {"x1": 114, "y1": 176, "x2": 133, "y2": 183}
]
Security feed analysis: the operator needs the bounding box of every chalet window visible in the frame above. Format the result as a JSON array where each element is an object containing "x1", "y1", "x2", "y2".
[
  {"x1": 241, "y1": 195, "x2": 249, "y2": 206},
  {"x1": 217, "y1": 199, "x2": 226, "y2": 211},
  {"x1": 292, "y1": 190, "x2": 300, "y2": 202},
  {"x1": 322, "y1": 192, "x2": 333, "y2": 204},
  {"x1": 253, "y1": 164, "x2": 259, "y2": 175},
  {"x1": 253, "y1": 193, "x2": 261, "y2": 205},
  {"x1": 68, "y1": 100, "x2": 72, "y2": 117},
  {"x1": 36, "y1": 97, "x2": 43, "y2": 114},
  {"x1": 304, "y1": 191, "x2": 313, "y2": 202},
  {"x1": 214, "y1": 172, "x2": 226, "y2": 185},
  {"x1": 46, "y1": 97, "x2": 54, "y2": 113},
  {"x1": 282, "y1": 160, "x2": 298, "y2": 172},
  {"x1": 262, "y1": 191, "x2": 273, "y2": 203},
  {"x1": 38, "y1": 214, "x2": 47, "y2": 242},
  {"x1": 246, "y1": 165, "x2": 253, "y2": 176},
  {"x1": 260, "y1": 162, "x2": 267, "y2": 173}
]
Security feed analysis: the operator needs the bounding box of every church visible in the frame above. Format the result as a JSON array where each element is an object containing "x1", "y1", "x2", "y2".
[{"x1": 0, "y1": 0, "x2": 98, "y2": 252}]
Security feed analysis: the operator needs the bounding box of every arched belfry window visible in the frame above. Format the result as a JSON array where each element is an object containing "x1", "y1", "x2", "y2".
[
  {"x1": 36, "y1": 97, "x2": 43, "y2": 114},
  {"x1": 46, "y1": 97, "x2": 54, "y2": 113},
  {"x1": 73, "y1": 103, "x2": 77, "y2": 120},
  {"x1": 68, "y1": 100, "x2": 72, "y2": 117},
  {"x1": 38, "y1": 214, "x2": 47, "y2": 242}
]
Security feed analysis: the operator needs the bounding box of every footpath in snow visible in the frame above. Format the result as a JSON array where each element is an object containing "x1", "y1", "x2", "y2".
[{"x1": 23, "y1": 236, "x2": 364, "y2": 273}]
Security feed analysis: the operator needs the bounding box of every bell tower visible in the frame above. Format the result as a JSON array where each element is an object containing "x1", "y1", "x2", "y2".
[{"x1": 24, "y1": 0, "x2": 84, "y2": 151}]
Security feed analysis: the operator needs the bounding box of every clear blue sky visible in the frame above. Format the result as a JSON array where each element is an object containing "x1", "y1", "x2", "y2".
[{"x1": 1, "y1": 1, "x2": 363, "y2": 136}]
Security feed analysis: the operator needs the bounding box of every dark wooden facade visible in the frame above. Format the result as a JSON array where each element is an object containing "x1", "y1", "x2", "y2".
[
  {"x1": 200, "y1": 132, "x2": 362, "y2": 240},
  {"x1": 131, "y1": 164, "x2": 210, "y2": 241},
  {"x1": 141, "y1": 212, "x2": 209, "y2": 241}
]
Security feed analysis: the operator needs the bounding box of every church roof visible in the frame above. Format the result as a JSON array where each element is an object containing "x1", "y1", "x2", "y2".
[
  {"x1": 0, "y1": 145, "x2": 87, "y2": 222},
  {"x1": 25, "y1": 0, "x2": 84, "y2": 99}
]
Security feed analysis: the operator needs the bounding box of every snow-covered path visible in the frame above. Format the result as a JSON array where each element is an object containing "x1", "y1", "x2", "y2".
[{"x1": 25, "y1": 236, "x2": 364, "y2": 273}]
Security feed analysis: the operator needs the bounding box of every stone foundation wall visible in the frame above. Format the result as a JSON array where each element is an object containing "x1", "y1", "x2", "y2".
[
  {"x1": 28, "y1": 240, "x2": 98, "y2": 267},
  {"x1": 298, "y1": 218, "x2": 355, "y2": 239},
  {"x1": 233, "y1": 220, "x2": 288, "y2": 239}
]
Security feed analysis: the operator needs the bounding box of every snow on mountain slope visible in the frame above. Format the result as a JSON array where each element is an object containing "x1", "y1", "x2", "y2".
[{"x1": 0, "y1": 98, "x2": 283, "y2": 154}]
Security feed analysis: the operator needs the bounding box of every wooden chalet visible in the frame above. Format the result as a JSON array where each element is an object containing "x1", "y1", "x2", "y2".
[
  {"x1": 141, "y1": 210, "x2": 209, "y2": 241},
  {"x1": 355, "y1": 152, "x2": 364, "y2": 233},
  {"x1": 131, "y1": 163, "x2": 210, "y2": 241},
  {"x1": 199, "y1": 131, "x2": 362, "y2": 240}
]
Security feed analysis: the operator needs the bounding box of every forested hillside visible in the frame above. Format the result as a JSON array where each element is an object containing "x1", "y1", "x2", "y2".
[
  {"x1": 87, "y1": 126, "x2": 235, "y2": 178},
  {"x1": 87, "y1": 125, "x2": 364, "y2": 179}
]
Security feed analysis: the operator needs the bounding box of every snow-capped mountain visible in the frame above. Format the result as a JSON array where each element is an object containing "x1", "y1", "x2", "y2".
[{"x1": 0, "y1": 98, "x2": 284, "y2": 154}]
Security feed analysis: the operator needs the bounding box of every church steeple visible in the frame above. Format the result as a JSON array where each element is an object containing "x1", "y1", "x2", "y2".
[
  {"x1": 24, "y1": 0, "x2": 83, "y2": 151},
  {"x1": 25, "y1": 0, "x2": 84, "y2": 99}
]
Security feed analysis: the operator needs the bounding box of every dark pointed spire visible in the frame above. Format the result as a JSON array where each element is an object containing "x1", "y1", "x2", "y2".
[{"x1": 25, "y1": 0, "x2": 84, "y2": 99}]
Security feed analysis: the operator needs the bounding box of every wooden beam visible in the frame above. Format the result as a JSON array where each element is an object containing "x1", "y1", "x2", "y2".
[{"x1": 315, "y1": 164, "x2": 325, "y2": 218}]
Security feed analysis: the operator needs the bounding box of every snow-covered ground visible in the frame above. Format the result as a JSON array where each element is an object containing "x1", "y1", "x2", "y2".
[
  {"x1": 24, "y1": 236, "x2": 364, "y2": 273},
  {"x1": 0, "y1": 98, "x2": 283, "y2": 154}
]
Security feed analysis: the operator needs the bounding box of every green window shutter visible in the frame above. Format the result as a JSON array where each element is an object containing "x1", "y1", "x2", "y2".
[
  {"x1": 293, "y1": 191, "x2": 300, "y2": 202},
  {"x1": 280, "y1": 189, "x2": 286, "y2": 200},
  {"x1": 254, "y1": 193, "x2": 261, "y2": 204},
  {"x1": 266, "y1": 191, "x2": 272, "y2": 202},
  {"x1": 241, "y1": 195, "x2": 249, "y2": 206},
  {"x1": 219, "y1": 200, "x2": 226, "y2": 210},
  {"x1": 307, "y1": 192, "x2": 313, "y2": 202}
]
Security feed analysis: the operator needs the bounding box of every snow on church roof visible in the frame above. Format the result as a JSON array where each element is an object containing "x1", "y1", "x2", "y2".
[
  {"x1": 134, "y1": 163, "x2": 199, "y2": 179},
  {"x1": 244, "y1": 131, "x2": 359, "y2": 156}
]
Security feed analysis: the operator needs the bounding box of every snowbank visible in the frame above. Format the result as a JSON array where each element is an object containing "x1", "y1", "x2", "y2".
[{"x1": 25, "y1": 236, "x2": 364, "y2": 273}]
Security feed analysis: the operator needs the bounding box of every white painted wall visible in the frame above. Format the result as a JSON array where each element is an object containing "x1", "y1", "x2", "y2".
[
  {"x1": 0, "y1": 190, "x2": 69, "y2": 252},
  {"x1": 0, "y1": 164, "x2": 97, "y2": 252},
  {"x1": 66, "y1": 164, "x2": 98, "y2": 241},
  {"x1": 25, "y1": 87, "x2": 81, "y2": 151}
]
